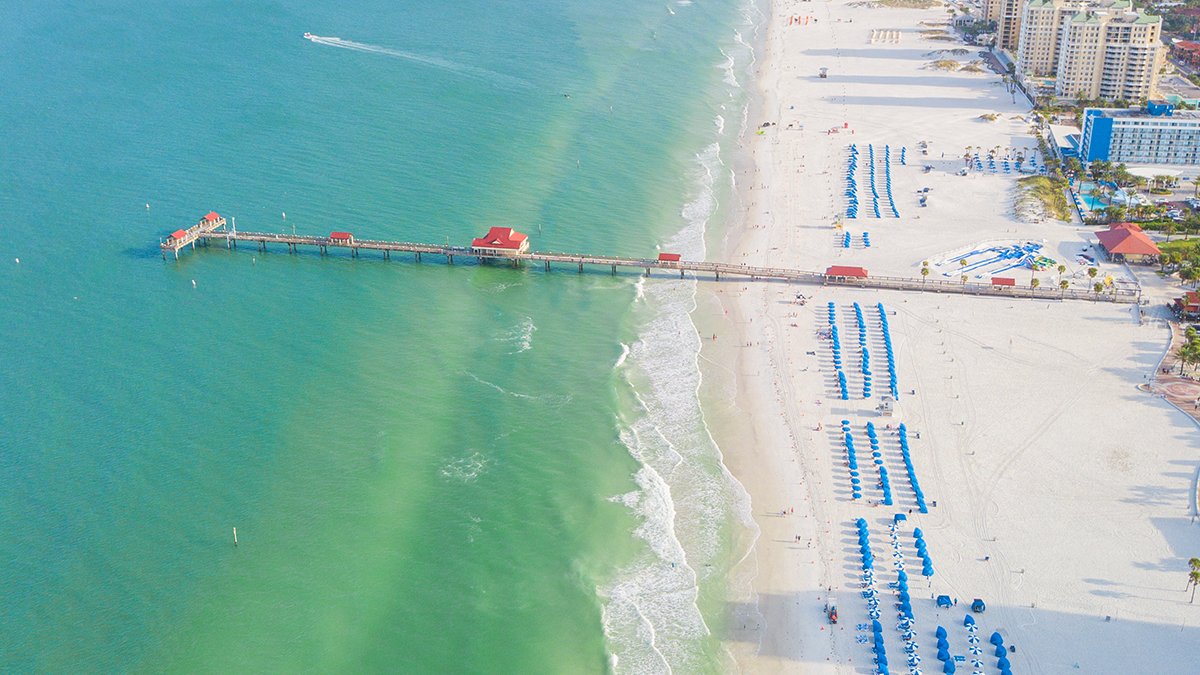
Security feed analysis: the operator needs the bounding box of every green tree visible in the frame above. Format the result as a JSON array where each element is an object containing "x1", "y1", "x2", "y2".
[
  {"x1": 1093, "y1": 281, "x2": 1105, "y2": 299},
  {"x1": 1031, "y1": 277, "x2": 1041, "y2": 290},
  {"x1": 1057, "y1": 263, "x2": 1067, "y2": 277},
  {"x1": 1181, "y1": 265, "x2": 1198, "y2": 289},
  {"x1": 1190, "y1": 570, "x2": 1200, "y2": 603},
  {"x1": 1087, "y1": 267, "x2": 1099, "y2": 282},
  {"x1": 1059, "y1": 278, "x2": 1070, "y2": 298},
  {"x1": 921, "y1": 266, "x2": 930, "y2": 284}
]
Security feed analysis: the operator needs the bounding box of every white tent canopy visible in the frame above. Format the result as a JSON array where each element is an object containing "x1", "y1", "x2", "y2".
[{"x1": 1126, "y1": 166, "x2": 1183, "y2": 179}]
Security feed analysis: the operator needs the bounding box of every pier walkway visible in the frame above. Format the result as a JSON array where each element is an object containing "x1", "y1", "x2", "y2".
[{"x1": 161, "y1": 217, "x2": 1140, "y2": 304}]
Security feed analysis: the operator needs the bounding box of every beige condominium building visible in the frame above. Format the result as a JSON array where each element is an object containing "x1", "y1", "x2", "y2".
[
  {"x1": 984, "y1": 0, "x2": 1026, "y2": 51},
  {"x1": 1016, "y1": 0, "x2": 1106, "y2": 77},
  {"x1": 1054, "y1": 7, "x2": 1163, "y2": 100}
]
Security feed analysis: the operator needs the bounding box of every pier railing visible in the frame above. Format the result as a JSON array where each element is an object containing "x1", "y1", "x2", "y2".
[{"x1": 165, "y1": 226, "x2": 1139, "y2": 304}]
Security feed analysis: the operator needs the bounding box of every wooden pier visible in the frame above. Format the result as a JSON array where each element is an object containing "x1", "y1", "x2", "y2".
[{"x1": 160, "y1": 215, "x2": 1140, "y2": 304}]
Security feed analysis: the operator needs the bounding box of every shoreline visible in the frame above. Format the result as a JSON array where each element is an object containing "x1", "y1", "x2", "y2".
[{"x1": 695, "y1": 0, "x2": 1200, "y2": 672}]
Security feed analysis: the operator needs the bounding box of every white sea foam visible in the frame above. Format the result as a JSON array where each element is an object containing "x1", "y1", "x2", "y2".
[
  {"x1": 615, "y1": 342, "x2": 631, "y2": 370},
  {"x1": 305, "y1": 35, "x2": 530, "y2": 89},
  {"x1": 439, "y1": 451, "x2": 490, "y2": 483},
  {"x1": 498, "y1": 315, "x2": 536, "y2": 354},
  {"x1": 463, "y1": 371, "x2": 572, "y2": 407},
  {"x1": 633, "y1": 276, "x2": 646, "y2": 303},
  {"x1": 718, "y1": 48, "x2": 739, "y2": 89},
  {"x1": 600, "y1": 138, "x2": 757, "y2": 672}
]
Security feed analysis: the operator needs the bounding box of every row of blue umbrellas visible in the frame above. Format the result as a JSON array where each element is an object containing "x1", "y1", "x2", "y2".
[
  {"x1": 882, "y1": 145, "x2": 900, "y2": 218},
  {"x1": 866, "y1": 422, "x2": 894, "y2": 505},
  {"x1": 913, "y1": 527, "x2": 935, "y2": 578},
  {"x1": 877, "y1": 303, "x2": 900, "y2": 399},
  {"x1": 828, "y1": 303, "x2": 850, "y2": 400},
  {"x1": 868, "y1": 145, "x2": 880, "y2": 218},
  {"x1": 887, "y1": 525, "x2": 922, "y2": 672},
  {"x1": 898, "y1": 423, "x2": 929, "y2": 513},
  {"x1": 853, "y1": 303, "x2": 874, "y2": 399},
  {"x1": 847, "y1": 145, "x2": 861, "y2": 218},
  {"x1": 960, "y1": 614, "x2": 989, "y2": 673},
  {"x1": 899, "y1": 146, "x2": 907, "y2": 166},
  {"x1": 843, "y1": 420, "x2": 863, "y2": 500},
  {"x1": 855, "y1": 519, "x2": 892, "y2": 675},
  {"x1": 864, "y1": 231, "x2": 872, "y2": 248}
]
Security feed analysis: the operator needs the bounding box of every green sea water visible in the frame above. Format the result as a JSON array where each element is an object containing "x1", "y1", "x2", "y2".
[{"x1": 0, "y1": 1, "x2": 760, "y2": 671}]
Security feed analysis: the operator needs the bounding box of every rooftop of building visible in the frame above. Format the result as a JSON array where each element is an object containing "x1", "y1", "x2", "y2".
[
  {"x1": 1068, "y1": 6, "x2": 1158, "y2": 23},
  {"x1": 1085, "y1": 104, "x2": 1200, "y2": 120}
]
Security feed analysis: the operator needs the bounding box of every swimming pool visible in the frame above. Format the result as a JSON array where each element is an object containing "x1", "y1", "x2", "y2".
[{"x1": 1076, "y1": 181, "x2": 1107, "y2": 211}]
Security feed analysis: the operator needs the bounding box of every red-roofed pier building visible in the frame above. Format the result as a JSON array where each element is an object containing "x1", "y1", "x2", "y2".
[
  {"x1": 471, "y1": 227, "x2": 530, "y2": 256},
  {"x1": 160, "y1": 211, "x2": 227, "y2": 259}
]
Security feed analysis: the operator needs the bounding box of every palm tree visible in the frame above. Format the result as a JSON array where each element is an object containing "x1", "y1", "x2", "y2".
[
  {"x1": 921, "y1": 266, "x2": 930, "y2": 284},
  {"x1": 1093, "y1": 281, "x2": 1105, "y2": 300},
  {"x1": 1165, "y1": 221, "x2": 1177, "y2": 243},
  {"x1": 1191, "y1": 570, "x2": 1200, "y2": 603},
  {"x1": 1178, "y1": 341, "x2": 1200, "y2": 375},
  {"x1": 961, "y1": 274, "x2": 969, "y2": 285},
  {"x1": 1057, "y1": 263, "x2": 1067, "y2": 278},
  {"x1": 1060, "y1": 279, "x2": 1070, "y2": 298},
  {"x1": 1031, "y1": 277, "x2": 1041, "y2": 290},
  {"x1": 1087, "y1": 267, "x2": 1099, "y2": 283}
]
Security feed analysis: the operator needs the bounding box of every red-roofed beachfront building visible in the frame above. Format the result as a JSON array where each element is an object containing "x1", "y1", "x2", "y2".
[
  {"x1": 471, "y1": 227, "x2": 530, "y2": 255},
  {"x1": 658, "y1": 252, "x2": 682, "y2": 262},
  {"x1": 991, "y1": 276, "x2": 1016, "y2": 287},
  {"x1": 167, "y1": 229, "x2": 189, "y2": 244},
  {"x1": 1095, "y1": 223, "x2": 1160, "y2": 264},
  {"x1": 1173, "y1": 291, "x2": 1200, "y2": 320},
  {"x1": 328, "y1": 231, "x2": 354, "y2": 244},
  {"x1": 825, "y1": 265, "x2": 869, "y2": 280}
]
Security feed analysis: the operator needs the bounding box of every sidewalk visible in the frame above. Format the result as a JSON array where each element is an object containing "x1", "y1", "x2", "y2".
[{"x1": 1148, "y1": 320, "x2": 1200, "y2": 419}]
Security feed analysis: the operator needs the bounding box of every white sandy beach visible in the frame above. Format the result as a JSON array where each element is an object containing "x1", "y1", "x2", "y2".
[{"x1": 699, "y1": 1, "x2": 1200, "y2": 673}]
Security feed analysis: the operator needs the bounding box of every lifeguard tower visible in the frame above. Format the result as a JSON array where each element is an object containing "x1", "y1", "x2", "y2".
[{"x1": 876, "y1": 394, "x2": 896, "y2": 417}]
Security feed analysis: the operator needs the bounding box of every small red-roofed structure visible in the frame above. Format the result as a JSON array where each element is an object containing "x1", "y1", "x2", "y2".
[
  {"x1": 168, "y1": 229, "x2": 188, "y2": 243},
  {"x1": 658, "y1": 252, "x2": 682, "y2": 262},
  {"x1": 1173, "y1": 291, "x2": 1200, "y2": 320},
  {"x1": 825, "y1": 265, "x2": 868, "y2": 279},
  {"x1": 203, "y1": 211, "x2": 221, "y2": 223},
  {"x1": 471, "y1": 227, "x2": 530, "y2": 255},
  {"x1": 991, "y1": 277, "x2": 1016, "y2": 287},
  {"x1": 329, "y1": 231, "x2": 354, "y2": 244}
]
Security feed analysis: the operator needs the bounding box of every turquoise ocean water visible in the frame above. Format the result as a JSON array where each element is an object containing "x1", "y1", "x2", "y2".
[{"x1": 0, "y1": 1, "x2": 761, "y2": 671}]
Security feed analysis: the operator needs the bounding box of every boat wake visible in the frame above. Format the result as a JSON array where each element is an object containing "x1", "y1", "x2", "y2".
[{"x1": 303, "y1": 34, "x2": 530, "y2": 89}]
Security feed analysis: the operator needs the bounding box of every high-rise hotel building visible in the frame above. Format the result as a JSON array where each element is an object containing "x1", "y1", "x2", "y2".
[{"x1": 1012, "y1": 0, "x2": 1163, "y2": 101}]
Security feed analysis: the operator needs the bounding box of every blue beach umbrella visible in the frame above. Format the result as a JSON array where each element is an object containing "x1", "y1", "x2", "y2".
[
  {"x1": 989, "y1": 632, "x2": 1004, "y2": 646},
  {"x1": 936, "y1": 626, "x2": 948, "y2": 639}
]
